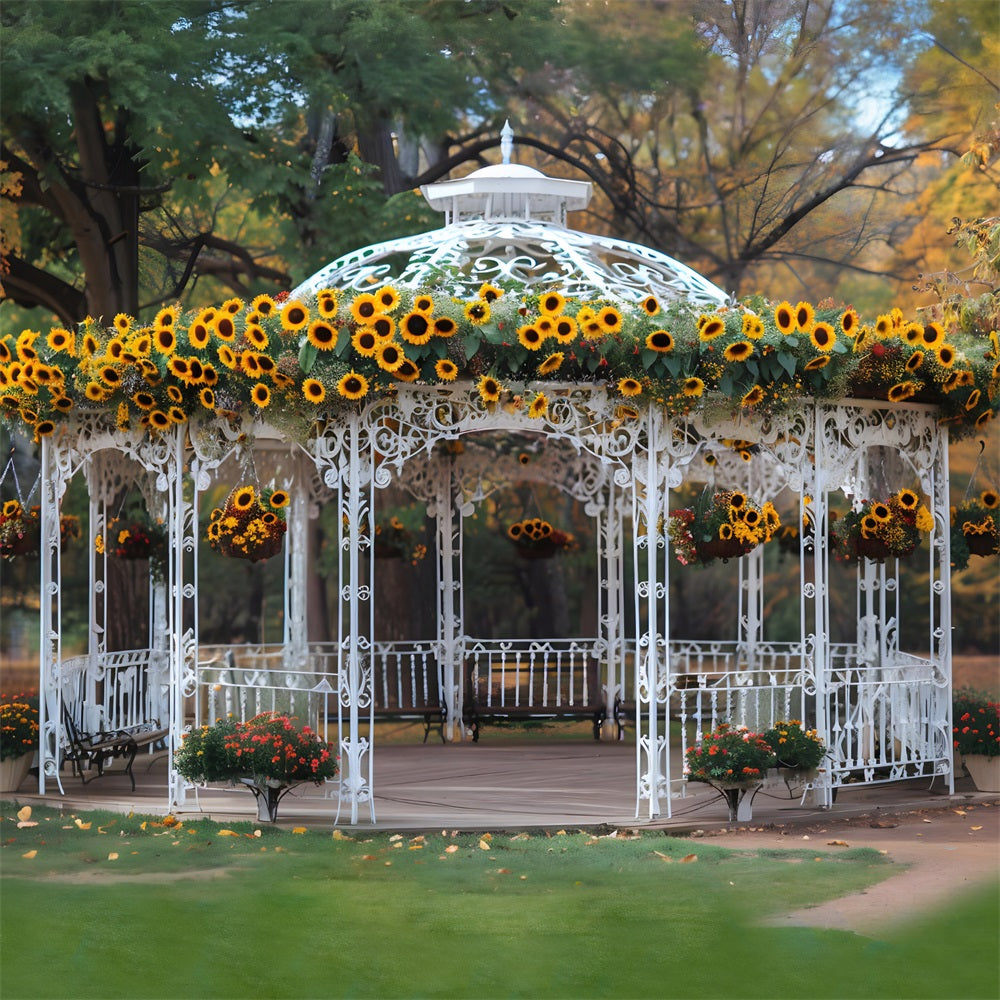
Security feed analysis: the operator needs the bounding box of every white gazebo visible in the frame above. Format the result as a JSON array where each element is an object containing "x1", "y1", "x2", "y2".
[{"x1": 21, "y1": 127, "x2": 959, "y2": 824}]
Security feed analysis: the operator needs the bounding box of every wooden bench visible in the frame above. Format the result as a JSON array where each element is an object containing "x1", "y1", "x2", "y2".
[
  {"x1": 370, "y1": 657, "x2": 447, "y2": 744},
  {"x1": 61, "y1": 706, "x2": 169, "y2": 792},
  {"x1": 462, "y1": 658, "x2": 605, "y2": 743}
]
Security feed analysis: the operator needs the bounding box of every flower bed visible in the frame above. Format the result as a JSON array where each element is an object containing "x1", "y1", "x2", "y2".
[{"x1": 0, "y1": 693, "x2": 39, "y2": 762}]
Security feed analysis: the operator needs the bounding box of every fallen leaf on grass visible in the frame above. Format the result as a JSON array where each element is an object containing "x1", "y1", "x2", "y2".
[
  {"x1": 953, "y1": 809, "x2": 967, "y2": 817},
  {"x1": 408, "y1": 844, "x2": 424, "y2": 851},
  {"x1": 162, "y1": 815, "x2": 179, "y2": 827},
  {"x1": 827, "y1": 840, "x2": 849, "y2": 847},
  {"x1": 74, "y1": 819, "x2": 91, "y2": 830},
  {"x1": 389, "y1": 834, "x2": 403, "y2": 842},
  {"x1": 361, "y1": 854, "x2": 378, "y2": 861},
  {"x1": 922, "y1": 818, "x2": 932, "y2": 823},
  {"x1": 333, "y1": 829, "x2": 353, "y2": 841},
  {"x1": 17, "y1": 820, "x2": 37, "y2": 829},
  {"x1": 384, "y1": 861, "x2": 392, "y2": 867},
  {"x1": 445, "y1": 844, "x2": 459, "y2": 854},
  {"x1": 291, "y1": 827, "x2": 307, "y2": 835},
  {"x1": 653, "y1": 851, "x2": 673, "y2": 863},
  {"x1": 252, "y1": 830, "x2": 262, "y2": 838},
  {"x1": 509, "y1": 833, "x2": 530, "y2": 841},
  {"x1": 108, "y1": 852, "x2": 119, "y2": 861},
  {"x1": 971, "y1": 825, "x2": 983, "y2": 831},
  {"x1": 496, "y1": 868, "x2": 512, "y2": 874},
  {"x1": 22, "y1": 850, "x2": 37, "y2": 859},
  {"x1": 479, "y1": 839, "x2": 491, "y2": 851},
  {"x1": 680, "y1": 854, "x2": 698, "y2": 863},
  {"x1": 217, "y1": 829, "x2": 239, "y2": 837},
  {"x1": 16, "y1": 806, "x2": 31, "y2": 822},
  {"x1": 410, "y1": 835, "x2": 426, "y2": 844}
]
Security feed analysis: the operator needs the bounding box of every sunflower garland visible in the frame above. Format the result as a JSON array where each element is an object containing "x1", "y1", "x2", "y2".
[{"x1": 0, "y1": 287, "x2": 996, "y2": 447}]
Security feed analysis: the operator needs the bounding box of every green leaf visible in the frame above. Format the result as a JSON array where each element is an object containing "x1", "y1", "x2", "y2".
[
  {"x1": 640, "y1": 348, "x2": 658, "y2": 370},
  {"x1": 777, "y1": 351, "x2": 798, "y2": 379},
  {"x1": 335, "y1": 326, "x2": 352, "y2": 358},
  {"x1": 298, "y1": 341, "x2": 318, "y2": 374},
  {"x1": 463, "y1": 334, "x2": 481, "y2": 359}
]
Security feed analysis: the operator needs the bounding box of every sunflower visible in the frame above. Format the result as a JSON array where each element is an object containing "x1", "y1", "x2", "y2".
[
  {"x1": 718, "y1": 523, "x2": 733, "y2": 541},
  {"x1": 921, "y1": 322, "x2": 945, "y2": 348},
  {"x1": 872, "y1": 502, "x2": 891, "y2": 523},
  {"x1": 773, "y1": 302, "x2": 795, "y2": 335},
  {"x1": 433, "y1": 316, "x2": 457, "y2": 338},
  {"x1": 646, "y1": 330, "x2": 674, "y2": 353},
  {"x1": 528, "y1": 393, "x2": 548, "y2": 418},
  {"x1": 640, "y1": 295, "x2": 659, "y2": 316},
  {"x1": 860, "y1": 514, "x2": 878, "y2": 537},
  {"x1": 251, "y1": 294, "x2": 277, "y2": 317},
  {"x1": 538, "y1": 352, "x2": 564, "y2": 375},
  {"x1": 376, "y1": 341, "x2": 405, "y2": 372},
  {"x1": 399, "y1": 311, "x2": 432, "y2": 345},
  {"x1": 167, "y1": 357, "x2": 192, "y2": 381},
  {"x1": 302, "y1": 378, "x2": 326, "y2": 404},
  {"x1": 435, "y1": 359, "x2": 459, "y2": 381},
  {"x1": 166, "y1": 384, "x2": 184, "y2": 404},
  {"x1": 617, "y1": 377, "x2": 642, "y2": 397},
  {"x1": 148, "y1": 410, "x2": 171, "y2": 431},
  {"x1": 337, "y1": 371, "x2": 369, "y2": 401},
  {"x1": 902, "y1": 323, "x2": 922, "y2": 345},
  {"x1": 46, "y1": 328, "x2": 74, "y2": 353},
  {"x1": 682, "y1": 377, "x2": 705, "y2": 398},
  {"x1": 168, "y1": 405, "x2": 187, "y2": 423},
  {"x1": 980, "y1": 490, "x2": 999, "y2": 509},
  {"x1": 252, "y1": 383, "x2": 271, "y2": 407},
  {"x1": 98, "y1": 365, "x2": 122, "y2": 388},
  {"x1": 905, "y1": 351, "x2": 924, "y2": 372},
  {"x1": 465, "y1": 300, "x2": 490, "y2": 325},
  {"x1": 539, "y1": 291, "x2": 566, "y2": 316},
  {"x1": 271, "y1": 370, "x2": 294, "y2": 390},
  {"x1": 729, "y1": 491, "x2": 747, "y2": 511},
  {"x1": 597, "y1": 306, "x2": 622, "y2": 334},
  {"x1": 809, "y1": 322, "x2": 836, "y2": 351},
  {"x1": 517, "y1": 324, "x2": 544, "y2": 350},
  {"x1": 699, "y1": 317, "x2": 725, "y2": 341},
  {"x1": 349, "y1": 293, "x2": 380, "y2": 324},
  {"x1": 742, "y1": 508, "x2": 762, "y2": 529},
  {"x1": 153, "y1": 326, "x2": 177, "y2": 355},
  {"x1": 307, "y1": 320, "x2": 338, "y2": 351},
  {"x1": 804, "y1": 355, "x2": 830, "y2": 371},
  {"x1": 553, "y1": 316, "x2": 578, "y2": 344},
  {"x1": 897, "y1": 489, "x2": 919, "y2": 510},
  {"x1": 352, "y1": 328, "x2": 380, "y2": 356},
  {"x1": 874, "y1": 314, "x2": 894, "y2": 339},
  {"x1": 244, "y1": 323, "x2": 269, "y2": 350},
  {"x1": 887, "y1": 381, "x2": 918, "y2": 402},
  {"x1": 80, "y1": 332, "x2": 99, "y2": 357},
  {"x1": 113, "y1": 313, "x2": 132, "y2": 335},
  {"x1": 199, "y1": 387, "x2": 216, "y2": 409},
  {"x1": 217, "y1": 344, "x2": 237, "y2": 370},
  {"x1": 935, "y1": 345, "x2": 956, "y2": 368},
  {"x1": 85, "y1": 382, "x2": 109, "y2": 401},
  {"x1": 374, "y1": 286, "x2": 400, "y2": 313},
  {"x1": 233, "y1": 487, "x2": 256, "y2": 511},
  {"x1": 155, "y1": 306, "x2": 180, "y2": 328},
  {"x1": 393, "y1": 359, "x2": 420, "y2": 382},
  {"x1": 477, "y1": 283, "x2": 503, "y2": 303},
  {"x1": 839, "y1": 308, "x2": 859, "y2": 337},
  {"x1": 794, "y1": 302, "x2": 814, "y2": 331},
  {"x1": 477, "y1": 375, "x2": 502, "y2": 403},
  {"x1": 723, "y1": 341, "x2": 754, "y2": 362},
  {"x1": 965, "y1": 389, "x2": 981, "y2": 411},
  {"x1": 310, "y1": 294, "x2": 337, "y2": 322},
  {"x1": 214, "y1": 315, "x2": 237, "y2": 342},
  {"x1": 741, "y1": 385, "x2": 765, "y2": 407},
  {"x1": 742, "y1": 314, "x2": 766, "y2": 339},
  {"x1": 51, "y1": 395, "x2": 74, "y2": 413},
  {"x1": 411, "y1": 294, "x2": 434, "y2": 315},
  {"x1": 240, "y1": 352, "x2": 261, "y2": 377},
  {"x1": 264, "y1": 490, "x2": 289, "y2": 511}
]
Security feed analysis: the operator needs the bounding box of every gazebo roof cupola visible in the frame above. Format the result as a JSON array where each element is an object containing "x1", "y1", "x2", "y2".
[{"x1": 293, "y1": 124, "x2": 727, "y2": 307}]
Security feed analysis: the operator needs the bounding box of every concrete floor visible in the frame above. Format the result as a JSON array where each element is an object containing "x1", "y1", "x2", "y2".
[{"x1": 5, "y1": 737, "x2": 983, "y2": 833}]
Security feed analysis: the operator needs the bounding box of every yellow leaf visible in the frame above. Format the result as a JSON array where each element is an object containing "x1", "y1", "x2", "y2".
[
  {"x1": 389, "y1": 833, "x2": 403, "y2": 842},
  {"x1": 408, "y1": 844, "x2": 424, "y2": 851},
  {"x1": 653, "y1": 850, "x2": 673, "y2": 863},
  {"x1": 555, "y1": 830, "x2": 566, "y2": 836},
  {"x1": 140, "y1": 821, "x2": 147, "y2": 830},
  {"x1": 292, "y1": 827, "x2": 307, "y2": 835},
  {"x1": 333, "y1": 829, "x2": 353, "y2": 840},
  {"x1": 971, "y1": 825, "x2": 983, "y2": 831},
  {"x1": 410, "y1": 835, "x2": 425, "y2": 844},
  {"x1": 217, "y1": 829, "x2": 239, "y2": 837},
  {"x1": 75, "y1": 819, "x2": 92, "y2": 830},
  {"x1": 16, "y1": 806, "x2": 31, "y2": 823},
  {"x1": 680, "y1": 854, "x2": 698, "y2": 863},
  {"x1": 953, "y1": 809, "x2": 967, "y2": 816},
  {"x1": 827, "y1": 840, "x2": 849, "y2": 847},
  {"x1": 17, "y1": 820, "x2": 37, "y2": 829},
  {"x1": 445, "y1": 844, "x2": 459, "y2": 854},
  {"x1": 108, "y1": 852, "x2": 119, "y2": 861},
  {"x1": 479, "y1": 839, "x2": 491, "y2": 851},
  {"x1": 252, "y1": 829, "x2": 262, "y2": 838},
  {"x1": 362, "y1": 854, "x2": 378, "y2": 861},
  {"x1": 481, "y1": 832, "x2": 492, "y2": 842},
  {"x1": 22, "y1": 850, "x2": 37, "y2": 859},
  {"x1": 384, "y1": 860, "x2": 392, "y2": 866},
  {"x1": 274, "y1": 846, "x2": 285, "y2": 853},
  {"x1": 496, "y1": 868, "x2": 512, "y2": 874}
]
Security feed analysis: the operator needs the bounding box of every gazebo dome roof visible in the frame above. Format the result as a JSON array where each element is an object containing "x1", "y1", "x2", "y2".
[{"x1": 292, "y1": 127, "x2": 727, "y2": 308}]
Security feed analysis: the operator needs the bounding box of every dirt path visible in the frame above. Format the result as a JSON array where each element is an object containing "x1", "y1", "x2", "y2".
[{"x1": 706, "y1": 799, "x2": 999, "y2": 936}]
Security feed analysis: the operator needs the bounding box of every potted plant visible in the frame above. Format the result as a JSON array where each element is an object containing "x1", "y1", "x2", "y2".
[
  {"x1": 205, "y1": 484, "x2": 288, "y2": 563},
  {"x1": 762, "y1": 719, "x2": 827, "y2": 788},
  {"x1": 174, "y1": 712, "x2": 337, "y2": 821},
  {"x1": 684, "y1": 722, "x2": 776, "y2": 822},
  {"x1": 953, "y1": 688, "x2": 1000, "y2": 792},
  {"x1": 505, "y1": 517, "x2": 576, "y2": 559},
  {"x1": 0, "y1": 693, "x2": 39, "y2": 793},
  {"x1": 668, "y1": 490, "x2": 780, "y2": 566},
  {"x1": 950, "y1": 489, "x2": 1000, "y2": 572},
  {"x1": 373, "y1": 508, "x2": 428, "y2": 564},
  {"x1": 0, "y1": 501, "x2": 80, "y2": 560},
  {"x1": 831, "y1": 488, "x2": 933, "y2": 562}
]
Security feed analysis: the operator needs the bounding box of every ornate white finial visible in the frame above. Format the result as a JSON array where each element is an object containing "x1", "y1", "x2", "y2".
[{"x1": 500, "y1": 120, "x2": 514, "y2": 165}]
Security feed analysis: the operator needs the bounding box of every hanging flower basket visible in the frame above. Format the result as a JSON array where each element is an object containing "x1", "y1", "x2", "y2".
[
  {"x1": 372, "y1": 511, "x2": 427, "y2": 564},
  {"x1": 1, "y1": 501, "x2": 81, "y2": 560},
  {"x1": 506, "y1": 518, "x2": 576, "y2": 559},
  {"x1": 950, "y1": 490, "x2": 1000, "y2": 571},
  {"x1": 205, "y1": 484, "x2": 288, "y2": 563},
  {"x1": 831, "y1": 488, "x2": 932, "y2": 563},
  {"x1": 667, "y1": 490, "x2": 780, "y2": 566}
]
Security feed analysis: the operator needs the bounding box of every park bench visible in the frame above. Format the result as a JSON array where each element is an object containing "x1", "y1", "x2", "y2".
[
  {"x1": 370, "y1": 650, "x2": 447, "y2": 743},
  {"x1": 462, "y1": 652, "x2": 605, "y2": 742},
  {"x1": 61, "y1": 704, "x2": 169, "y2": 792}
]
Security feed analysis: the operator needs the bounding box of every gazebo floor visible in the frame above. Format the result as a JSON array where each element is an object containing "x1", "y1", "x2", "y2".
[{"x1": 5, "y1": 739, "x2": 982, "y2": 832}]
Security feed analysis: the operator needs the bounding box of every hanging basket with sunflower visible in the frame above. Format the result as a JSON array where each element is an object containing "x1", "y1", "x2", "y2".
[
  {"x1": 506, "y1": 518, "x2": 576, "y2": 559},
  {"x1": 1, "y1": 500, "x2": 81, "y2": 560},
  {"x1": 667, "y1": 490, "x2": 781, "y2": 566},
  {"x1": 206, "y1": 484, "x2": 288, "y2": 563},
  {"x1": 831, "y1": 488, "x2": 933, "y2": 563},
  {"x1": 950, "y1": 489, "x2": 1000, "y2": 571}
]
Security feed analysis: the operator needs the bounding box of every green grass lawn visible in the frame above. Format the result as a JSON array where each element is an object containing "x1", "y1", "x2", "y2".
[{"x1": 1, "y1": 801, "x2": 996, "y2": 1000}]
